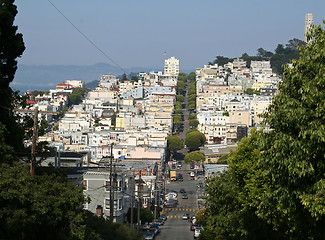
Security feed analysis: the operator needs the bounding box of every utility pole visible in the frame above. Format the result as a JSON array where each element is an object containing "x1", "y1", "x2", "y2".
[
  {"x1": 30, "y1": 107, "x2": 38, "y2": 178},
  {"x1": 109, "y1": 143, "x2": 114, "y2": 222},
  {"x1": 130, "y1": 172, "x2": 135, "y2": 228},
  {"x1": 154, "y1": 190, "x2": 158, "y2": 221},
  {"x1": 13, "y1": 108, "x2": 60, "y2": 177},
  {"x1": 137, "y1": 170, "x2": 142, "y2": 231}
]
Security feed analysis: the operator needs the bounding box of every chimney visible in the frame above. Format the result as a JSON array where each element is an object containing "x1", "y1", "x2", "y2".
[{"x1": 96, "y1": 205, "x2": 103, "y2": 216}]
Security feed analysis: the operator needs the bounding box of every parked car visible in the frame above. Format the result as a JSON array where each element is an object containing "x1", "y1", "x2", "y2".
[
  {"x1": 194, "y1": 227, "x2": 202, "y2": 239},
  {"x1": 150, "y1": 227, "x2": 158, "y2": 235},
  {"x1": 190, "y1": 163, "x2": 194, "y2": 169},
  {"x1": 150, "y1": 224, "x2": 161, "y2": 233},
  {"x1": 160, "y1": 214, "x2": 167, "y2": 221},
  {"x1": 142, "y1": 224, "x2": 151, "y2": 230},
  {"x1": 141, "y1": 230, "x2": 155, "y2": 240},
  {"x1": 178, "y1": 173, "x2": 183, "y2": 181},
  {"x1": 190, "y1": 224, "x2": 199, "y2": 231},
  {"x1": 180, "y1": 188, "x2": 186, "y2": 193},
  {"x1": 156, "y1": 218, "x2": 164, "y2": 225}
]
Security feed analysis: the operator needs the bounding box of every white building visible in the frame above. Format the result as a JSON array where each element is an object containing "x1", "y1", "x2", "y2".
[
  {"x1": 304, "y1": 13, "x2": 313, "y2": 43},
  {"x1": 164, "y1": 56, "x2": 179, "y2": 75}
]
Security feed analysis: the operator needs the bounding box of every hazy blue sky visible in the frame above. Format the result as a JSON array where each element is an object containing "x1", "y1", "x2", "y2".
[{"x1": 14, "y1": 0, "x2": 324, "y2": 71}]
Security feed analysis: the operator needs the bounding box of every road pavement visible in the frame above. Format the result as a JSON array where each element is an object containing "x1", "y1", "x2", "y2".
[{"x1": 155, "y1": 161, "x2": 205, "y2": 240}]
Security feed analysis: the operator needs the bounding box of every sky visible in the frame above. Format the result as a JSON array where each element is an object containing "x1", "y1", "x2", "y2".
[{"x1": 14, "y1": 0, "x2": 325, "y2": 71}]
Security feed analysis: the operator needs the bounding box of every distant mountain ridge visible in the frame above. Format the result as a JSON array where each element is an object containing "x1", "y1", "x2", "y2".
[{"x1": 11, "y1": 63, "x2": 156, "y2": 93}]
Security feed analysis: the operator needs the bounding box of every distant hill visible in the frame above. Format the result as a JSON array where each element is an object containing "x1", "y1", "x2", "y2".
[
  {"x1": 85, "y1": 80, "x2": 99, "y2": 89},
  {"x1": 11, "y1": 63, "x2": 153, "y2": 93}
]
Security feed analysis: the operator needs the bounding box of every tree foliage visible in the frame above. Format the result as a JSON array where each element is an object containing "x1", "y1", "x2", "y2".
[
  {"x1": 0, "y1": 163, "x2": 86, "y2": 240},
  {"x1": 185, "y1": 130, "x2": 205, "y2": 151},
  {"x1": 244, "y1": 88, "x2": 260, "y2": 95},
  {"x1": 85, "y1": 211, "x2": 142, "y2": 240},
  {"x1": 167, "y1": 135, "x2": 184, "y2": 153},
  {"x1": 187, "y1": 72, "x2": 196, "y2": 82},
  {"x1": 189, "y1": 119, "x2": 199, "y2": 129},
  {"x1": 188, "y1": 114, "x2": 197, "y2": 120},
  {"x1": 177, "y1": 80, "x2": 185, "y2": 92},
  {"x1": 184, "y1": 150, "x2": 205, "y2": 163},
  {"x1": 176, "y1": 94, "x2": 184, "y2": 102},
  {"x1": 0, "y1": 1, "x2": 25, "y2": 155},
  {"x1": 201, "y1": 23, "x2": 325, "y2": 240},
  {"x1": 69, "y1": 87, "x2": 87, "y2": 105},
  {"x1": 0, "y1": 0, "x2": 25, "y2": 89},
  {"x1": 256, "y1": 23, "x2": 325, "y2": 238},
  {"x1": 126, "y1": 208, "x2": 154, "y2": 224}
]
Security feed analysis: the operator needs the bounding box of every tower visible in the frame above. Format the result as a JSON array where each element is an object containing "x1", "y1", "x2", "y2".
[{"x1": 304, "y1": 13, "x2": 313, "y2": 43}]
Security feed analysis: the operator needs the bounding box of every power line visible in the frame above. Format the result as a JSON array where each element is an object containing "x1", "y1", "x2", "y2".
[{"x1": 47, "y1": 0, "x2": 128, "y2": 75}]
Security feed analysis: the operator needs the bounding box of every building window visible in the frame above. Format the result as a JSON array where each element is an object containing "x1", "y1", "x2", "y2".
[
  {"x1": 105, "y1": 198, "x2": 119, "y2": 210},
  {"x1": 105, "y1": 181, "x2": 111, "y2": 191}
]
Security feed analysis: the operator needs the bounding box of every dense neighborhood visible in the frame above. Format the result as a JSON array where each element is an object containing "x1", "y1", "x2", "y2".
[{"x1": 18, "y1": 55, "x2": 280, "y2": 226}]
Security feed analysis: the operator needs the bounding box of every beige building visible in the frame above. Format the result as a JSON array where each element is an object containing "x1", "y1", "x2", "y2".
[
  {"x1": 164, "y1": 56, "x2": 179, "y2": 75},
  {"x1": 229, "y1": 110, "x2": 250, "y2": 126}
]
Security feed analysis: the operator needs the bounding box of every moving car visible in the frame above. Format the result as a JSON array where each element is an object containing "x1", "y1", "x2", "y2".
[
  {"x1": 182, "y1": 213, "x2": 189, "y2": 220},
  {"x1": 180, "y1": 188, "x2": 186, "y2": 193},
  {"x1": 182, "y1": 193, "x2": 188, "y2": 199}
]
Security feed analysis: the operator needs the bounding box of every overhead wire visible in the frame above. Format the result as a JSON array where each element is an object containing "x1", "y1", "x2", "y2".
[{"x1": 47, "y1": 0, "x2": 128, "y2": 75}]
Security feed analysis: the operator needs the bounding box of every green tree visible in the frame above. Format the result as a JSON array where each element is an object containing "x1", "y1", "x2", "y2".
[
  {"x1": 177, "y1": 80, "x2": 185, "y2": 92},
  {"x1": 85, "y1": 211, "x2": 142, "y2": 240},
  {"x1": 188, "y1": 94, "x2": 196, "y2": 102},
  {"x1": 0, "y1": 163, "x2": 86, "y2": 240},
  {"x1": 175, "y1": 101, "x2": 182, "y2": 110},
  {"x1": 257, "y1": 47, "x2": 274, "y2": 59},
  {"x1": 167, "y1": 135, "x2": 184, "y2": 153},
  {"x1": 131, "y1": 75, "x2": 138, "y2": 81},
  {"x1": 178, "y1": 72, "x2": 186, "y2": 81},
  {"x1": 173, "y1": 114, "x2": 182, "y2": 128},
  {"x1": 201, "y1": 23, "x2": 325, "y2": 240},
  {"x1": 245, "y1": 88, "x2": 260, "y2": 95},
  {"x1": 200, "y1": 131, "x2": 279, "y2": 240},
  {"x1": 184, "y1": 150, "x2": 205, "y2": 163},
  {"x1": 176, "y1": 95, "x2": 185, "y2": 102},
  {"x1": 120, "y1": 73, "x2": 128, "y2": 83},
  {"x1": 0, "y1": 0, "x2": 25, "y2": 89},
  {"x1": 187, "y1": 72, "x2": 196, "y2": 82},
  {"x1": 174, "y1": 109, "x2": 183, "y2": 115},
  {"x1": 110, "y1": 114, "x2": 117, "y2": 127},
  {"x1": 185, "y1": 130, "x2": 205, "y2": 151},
  {"x1": 126, "y1": 208, "x2": 154, "y2": 224},
  {"x1": 188, "y1": 88, "x2": 196, "y2": 96},
  {"x1": 188, "y1": 114, "x2": 197, "y2": 120},
  {"x1": 188, "y1": 101, "x2": 196, "y2": 109},
  {"x1": 189, "y1": 119, "x2": 199, "y2": 129},
  {"x1": 69, "y1": 87, "x2": 87, "y2": 105},
  {"x1": 209, "y1": 56, "x2": 233, "y2": 67},
  {"x1": 256, "y1": 22, "x2": 325, "y2": 238},
  {"x1": 0, "y1": 1, "x2": 25, "y2": 155},
  {"x1": 38, "y1": 118, "x2": 49, "y2": 136}
]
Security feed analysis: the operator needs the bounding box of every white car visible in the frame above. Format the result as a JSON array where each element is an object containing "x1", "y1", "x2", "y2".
[
  {"x1": 194, "y1": 228, "x2": 202, "y2": 239},
  {"x1": 182, "y1": 214, "x2": 188, "y2": 220}
]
